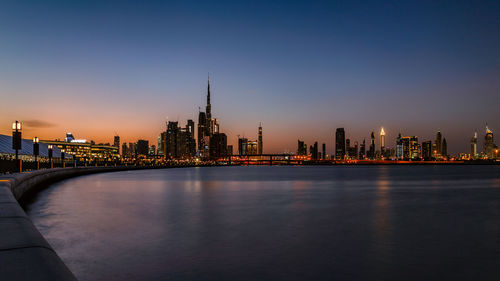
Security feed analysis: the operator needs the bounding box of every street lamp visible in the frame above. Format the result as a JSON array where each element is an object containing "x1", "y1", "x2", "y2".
[
  {"x1": 12, "y1": 121, "x2": 22, "y2": 172},
  {"x1": 33, "y1": 137, "x2": 39, "y2": 170},
  {"x1": 48, "y1": 145, "x2": 53, "y2": 168}
]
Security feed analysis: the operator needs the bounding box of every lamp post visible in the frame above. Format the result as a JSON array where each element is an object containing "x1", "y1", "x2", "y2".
[
  {"x1": 48, "y1": 145, "x2": 53, "y2": 168},
  {"x1": 33, "y1": 137, "x2": 39, "y2": 170},
  {"x1": 12, "y1": 121, "x2": 22, "y2": 172}
]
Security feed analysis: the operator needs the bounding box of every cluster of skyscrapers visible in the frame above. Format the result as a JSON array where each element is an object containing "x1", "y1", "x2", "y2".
[
  {"x1": 297, "y1": 126, "x2": 498, "y2": 161},
  {"x1": 146, "y1": 78, "x2": 263, "y2": 160}
]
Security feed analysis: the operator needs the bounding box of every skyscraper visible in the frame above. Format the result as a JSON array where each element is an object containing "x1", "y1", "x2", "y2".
[
  {"x1": 335, "y1": 128, "x2": 346, "y2": 160},
  {"x1": 435, "y1": 130, "x2": 442, "y2": 156},
  {"x1": 121, "y1": 142, "x2": 128, "y2": 157},
  {"x1": 297, "y1": 140, "x2": 307, "y2": 156},
  {"x1": 136, "y1": 140, "x2": 149, "y2": 156},
  {"x1": 113, "y1": 135, "x2": 120, "y2": 150},
  {"x1": 197, "y1": 77, "x2": 215, "y2": 158},
  {"x1": 322, "y1": 143, "x2": 326, "y2": 159},
  {"x1": 484, "y1": 126, "x2": 495, "y2": 159},
  {"x1": 380, "y1": 127, "x2": 385, "y2": 155},
  {"x1": 258, "y1": 123, "x2": 263, "y2": 155},
  {"x1": 442, "y1": 138, "x2": 447, "y2": 158},
  {"x1": 359, "y1": 139, "x2": 366, "y2": 159},
  {"x1": 422, "y1": 141, "x2": 432, "y2": 160},
  {"x1": 396, "y1": 133, "x2": 403, "y2": 159},
  {"x1": 470, "y1": 132, "x2": 478, "y2": 159},
  {"x1": 368, "y1": 131, "x2": 375, "y2": 159},
  {"x1": 238, "y1": 137, "x2": 248, "y2": 155}
]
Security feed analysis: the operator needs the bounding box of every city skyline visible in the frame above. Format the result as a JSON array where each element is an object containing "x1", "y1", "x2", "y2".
[{"x1": 1, "y1": 1, "x2": 499, "y2": 154}]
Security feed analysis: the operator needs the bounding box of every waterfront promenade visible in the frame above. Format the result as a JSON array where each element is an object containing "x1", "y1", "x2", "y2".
[{"x1": 0, "y1": 165, "x2": 190, "y2": 281}]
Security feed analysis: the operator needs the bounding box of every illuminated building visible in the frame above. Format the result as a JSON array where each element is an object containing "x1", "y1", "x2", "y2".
[
  {"x1": 238, "y1": 137, "x2": 248, "y2": 155},
  {"x1": 335, "y1": 128, "x2": 346, "y2": 160},
  {"x1": 484, "y1": 125, "x2": 496, "y2": 159},
  {"x1": 258, "y1": 123, "x2": 263, "y2": 155},
  {"x1": 149, "y1": 145, "x2": 156, "y2": 155},
  {"x1": 396, "y1": 133, "x2": 403, "y2": 159},
  {"x1": 297, "y1": 140, "x2": 307, "y2": 156},
  {"x1": 114, "y1": 135, "x2": 120, "y2": 150},
  {"x1": 434, "y1": 130, "x2": 442, "y2": 158},
  {"x1": 197, "y1": 77, "x2": 218, "y2": 158},
  {"x1": 247, "y1": 140, "x2": 258, "y2": 155},
  {"x1": 380, "y1": 127, "x2": 385, "y2": 155},
  {"x1": 157, "y1": 135, "x2": 163, "y2": 156},
  {"x1": 164, "y1": 120, "x2": 197, "y2": 159},
  {"x1": 470, "y1": 132, "x2": 477, "y2": 159},
  {"x1": 41, "y1": 133, "x2": 119, "y2": 161},
  {"x1": 121, "y1": 143, "x2": 128, "y2": 157},
  {"x1": 128, "y1": 143, "x2": 136, "y2": 157},
  {"x1": 401, "y1": 136, "x2": 420, "y2": 160}
]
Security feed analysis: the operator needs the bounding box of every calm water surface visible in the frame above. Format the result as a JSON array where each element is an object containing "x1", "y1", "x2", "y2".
[{"x1": 25, "y1": 166, "x2": 500, "y2": 281}]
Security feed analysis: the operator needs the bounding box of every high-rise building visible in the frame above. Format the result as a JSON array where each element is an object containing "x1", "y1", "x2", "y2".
[
  {"x1": 359, "y1": 139, "x2": 366, "y2": 159},
  {"x1": 380, "y1": 127, "x2": 385, "y2": 155},
  {"x1": 258, "y1": 123, "x2": 263, "y2": 155},
  {"x1": 247, "y1": 140, "x2": 258, "y2": 155},
  {"x1": 422, "y1": 141, "x2": 432, "y2": 160},
  {"x1": 149, "y1": 145, "x2": 156, "y2": 155},
  {"x1": 401, "y1": 136, "x2": 420, "y2": 160},
  {"x1": 368, "y1": 131, "x2": 375, "y2": 159},
  {"x1": 165, "y1": 121, "x2": 179, "y2": 158},
  {"x1": 435, "y1": 130, "x2": 442, "y2": 157},
  {"x1": 121, "y1": 142, "x2": 128, "y2": 157},
  {"x1": 335, "y1": 128, "x2": 346, "y2": 160},
  {"x1": 209, "y1": 132, "x2": 227, "y2": 158},
  {"x1": 197, "y1": 111, "x2": 208, "y2": 157},
  {"x1": 396, "y1": 133, "x2": 403, "y2": 159},
  {"x1": 136, "y1": 140, "x2": 149, "y2": 156},
  {"x1": 113, "y1": 136, "x2": 120, "y2": 154},
  {"x1": 310, "y1": 141, "x2": 319, "y2": 160},
  {"x1": 157, "y1": 135, "x2": 163, "y2": 156},
  {"x1": 164, "y1": 120, "x2": 196, "y2": 159},
  {"x1": 128, "y1": 142, "x2": 136, "y2": 158},
  {"x1": 238, "y1": 137, "x2": 248, "y2": 155},
  {"x1": 470, "y1": 132, "x2": 478, "y2": 159},
  {"x1": 322, "y1": 143, "x2": 326, "y2": 159},
  {"x1": 197, "y1": 77, "x2": 214, "y2": 158},
  {"x1": 484, "y1": 126, "x2": 495, "y2": 159},
  {"x1": 227, "y1": 145, "x2": 233, "y2": 156},
  {"x1": 297, "y1": 140, "x2": 307, "y2": 156},
  {"x1": 442, "y1": 138, "x2": 447, "y2": 158}
]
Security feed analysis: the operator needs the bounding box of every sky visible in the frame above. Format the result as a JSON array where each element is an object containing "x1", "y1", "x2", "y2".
[{"x1": 0, "y1": 0, "x2": 499, "y2": 154}]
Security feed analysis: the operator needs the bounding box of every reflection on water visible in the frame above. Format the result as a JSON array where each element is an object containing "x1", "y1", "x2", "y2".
[{"x1": 26, "y1": 166, "x2": 500, "y2": 281}]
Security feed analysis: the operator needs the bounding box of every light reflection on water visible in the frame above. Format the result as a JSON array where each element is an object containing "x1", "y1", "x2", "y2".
[{"x1": 25, "y1": 166, "x2": 500, "y2": 281}]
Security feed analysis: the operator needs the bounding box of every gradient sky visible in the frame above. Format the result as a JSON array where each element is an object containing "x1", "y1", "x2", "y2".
[{"x1": 1, "y1": 0, "x2": 499, "y2": 154}]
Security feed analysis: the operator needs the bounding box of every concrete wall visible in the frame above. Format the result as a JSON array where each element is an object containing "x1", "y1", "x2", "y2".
[{"x1": 0, "y1": 166, "x2": 161, "y2": 281}]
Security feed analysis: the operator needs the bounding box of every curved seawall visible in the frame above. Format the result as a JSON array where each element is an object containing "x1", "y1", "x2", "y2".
[{"x1": 0, "y1": 166, "x2": 164, "y2": 281}]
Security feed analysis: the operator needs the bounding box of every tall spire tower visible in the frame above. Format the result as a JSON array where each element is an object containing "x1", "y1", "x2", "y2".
[{"x1": 206, "y1": 74, "x2": 212, "y2": 122}]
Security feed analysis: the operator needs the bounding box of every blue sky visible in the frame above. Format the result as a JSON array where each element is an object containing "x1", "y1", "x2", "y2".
[{"x1": 1, "y1": 0, "x2": 499, "y2": 154}]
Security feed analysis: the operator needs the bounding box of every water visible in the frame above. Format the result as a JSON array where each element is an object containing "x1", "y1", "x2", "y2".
[{"x1": 25, "y1": 166, "x2": 500, "y2": 281}]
